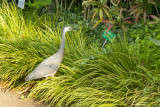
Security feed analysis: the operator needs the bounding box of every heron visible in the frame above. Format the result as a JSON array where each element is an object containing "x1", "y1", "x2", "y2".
[{"x1": 25, "y1": 26, "x2": 79, "y2": 82}]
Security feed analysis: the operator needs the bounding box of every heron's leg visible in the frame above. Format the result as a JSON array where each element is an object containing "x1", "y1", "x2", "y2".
[{"x1": 17, "y1": 83, "x2": 36, "y2": 95}]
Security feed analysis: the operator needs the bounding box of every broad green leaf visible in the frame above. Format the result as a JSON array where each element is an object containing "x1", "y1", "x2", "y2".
[
  {"x1": 99, "y1": 9, "x2": 103, "y2": 21},
  {"x1": 100, "y1": 0, "x2": 103, "y2": 4},
  {"x1": 92, "y1": 9, "x2": 99, "y2": 20},
  {"x1": 102, "y1": 4, "x2": 110, "y2": 10},
  {"x1": 102, "y1": 7, "x2": 110, "y2": 18},
  {"x1": 102, "y1": 0, "x2": 108, "y2": 4},
  {"x1": 82, "y1": 1, "x2": 99, "y2": 6},
  {"x1": 92, "y1": 20, "x2": 101, "y2": 29},
  {"x1": 110, "y1": 0, "x2": 117, "y2": 6},
  {"x1": 91, "y1": 8, "x2": 99, "y2": 13}
]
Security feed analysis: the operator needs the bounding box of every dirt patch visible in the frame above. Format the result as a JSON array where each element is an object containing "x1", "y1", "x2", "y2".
[{"x1": 0, "y1": 89, "x2": 46, "y2": 107}]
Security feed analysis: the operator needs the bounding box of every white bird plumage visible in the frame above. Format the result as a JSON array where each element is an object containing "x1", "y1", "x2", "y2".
[{"x1": 25, "y1": 26, "x2": 78, "y2": 81}]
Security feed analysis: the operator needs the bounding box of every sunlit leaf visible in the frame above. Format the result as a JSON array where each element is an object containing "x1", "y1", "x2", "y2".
[
  {"x1": 92, "y1": 20, "x2": 101, "y2": 29},
  {"x1": 148, "y1": 22, "x2": 159, "y2": 24},
  {"x1": 102, "y1": 4, "x2": 110, "y2": 10},
  {"x1": 150, "y1": 15, "x2": 160, "y2": 21},
  {"x1": 82, "y1": 1, "x2": 99, "y2": 6},
  {"x1": 99, "y1": 9, "x2": 103, "y2": 21},
  {"x1": 102, "y1": 0, "x2": 108, "y2": 4},
  {"x1": 102, "y1": 7, "x2": 110, "y2": 18},
  {"x1": 110, "y1": 0, "x2": 117, "y2": 6},
  {"x1": 92, "y1": 9, "x2": 99, "y2": 21}
]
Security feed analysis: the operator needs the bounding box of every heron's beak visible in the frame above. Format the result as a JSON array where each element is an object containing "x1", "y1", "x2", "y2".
[{"x1": 72, "y1": 28, "x2": 79, "y2": 30}]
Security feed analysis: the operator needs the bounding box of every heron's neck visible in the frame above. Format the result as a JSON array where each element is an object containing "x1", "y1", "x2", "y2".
[{"x1": 58, "y1": 30, "x2": 66, "y2": 54}]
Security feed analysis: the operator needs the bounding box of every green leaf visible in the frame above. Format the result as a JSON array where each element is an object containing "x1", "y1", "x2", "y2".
[
  {"x1": 92, "y1": 9, "x2": 99, "y2": 20},
  {"x1": 99, "y1": 9, "x2": 103, "y2": 21},
  {"x1": 102, "y1": 7, "x2": 110, "y2": 18},
  {"x1": 102, "y1": 4, "x2": 110, "y2": 10},
  {"x1": 92, "y1": 20, "x2": 101, "y2": 29},
  {"x1": 82, "y1": 1, "x2": 99, "y2": 6},
  {"x1": 91, "y1": 8, "x2": 99, "y2": 13},
  {"x1": 26, "y1": 0, "x2": 51, "y2": 8},
  {"x1": 102, "y1": 0, "x2": 108, "y2": 4},
  {"x1": 110, "y1": 0, "x2": 117, "y2": 6}
]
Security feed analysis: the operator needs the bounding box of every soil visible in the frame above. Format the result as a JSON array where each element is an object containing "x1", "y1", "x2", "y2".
[{"x1": 0, "y1": 88, "x2": 46, "y2": 107}]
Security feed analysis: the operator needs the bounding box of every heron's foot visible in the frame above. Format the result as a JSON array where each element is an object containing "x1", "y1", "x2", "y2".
[
  {"x1": 17, "y1": 83, "x2": 36, "y2": 95},
  {"x1": 0, "y1": 81, "x2": 9, "y2": 93},
  {"x1": 0, "y1": 87, "x2": 8, "y2": 93}
]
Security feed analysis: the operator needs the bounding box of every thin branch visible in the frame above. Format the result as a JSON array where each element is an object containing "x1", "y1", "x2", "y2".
[
  {"x1": 55, "y1": 0, "x2": 59, "y2": 11},
  {"x1": 84, "y1": 6, "x2": 87, "y2": 21},
  {"x1": 61, "y1": 0, "x2": 63, "y2": 10},
  {"x1": 155, "y1": 4, "x2": 160, "y2": 17},
  {"x1": 87, "y1": 5, "x2": 91, "y2": 20},
  {"x1": 65, "y1": 0, "x2": 67, "y2": 10},
  {"x1": 68, "y1": 0, "x2": 75, "y2": 11}
]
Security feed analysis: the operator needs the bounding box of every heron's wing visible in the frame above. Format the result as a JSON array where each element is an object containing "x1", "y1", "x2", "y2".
[
  {"x1": 25, "y1": 52, "x2": 64, "y2": 81},
  {"x1": 25, "y1": 62, "x2": 60, "y2": 81}
]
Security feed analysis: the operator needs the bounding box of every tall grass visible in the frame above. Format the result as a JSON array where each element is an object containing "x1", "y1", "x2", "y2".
[{"x1": 0, "y1": 2, "x2": 160, "y2": 106}]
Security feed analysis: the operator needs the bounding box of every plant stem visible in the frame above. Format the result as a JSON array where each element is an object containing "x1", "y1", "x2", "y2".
[{"x1": 68, "y1": 0, "x2": 75, "y2": 11}]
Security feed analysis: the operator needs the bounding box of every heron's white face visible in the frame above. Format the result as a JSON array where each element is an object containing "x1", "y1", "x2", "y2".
[{"x1": 63, "y1": 26, "x2": 72, "y2": 33}]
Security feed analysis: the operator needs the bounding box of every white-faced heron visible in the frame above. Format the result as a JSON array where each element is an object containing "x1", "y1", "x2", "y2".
[{"x1": 25, "y1": 26, "x2": 79, "y2": 81}]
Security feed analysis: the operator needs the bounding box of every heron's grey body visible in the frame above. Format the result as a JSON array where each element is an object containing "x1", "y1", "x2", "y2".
[{"x1": 25, "y1": 26, "x2": 77, "y2": 81}]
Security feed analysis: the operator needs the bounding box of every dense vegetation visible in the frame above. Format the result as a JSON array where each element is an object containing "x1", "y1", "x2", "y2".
[{"x1": 0, "y1": 0, "x2": 160, "y2": 106}]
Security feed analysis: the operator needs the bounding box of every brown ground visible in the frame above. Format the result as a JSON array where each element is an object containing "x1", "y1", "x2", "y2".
[{"x1": 0, "y1": 89, "x2": 46, "y2": 107}]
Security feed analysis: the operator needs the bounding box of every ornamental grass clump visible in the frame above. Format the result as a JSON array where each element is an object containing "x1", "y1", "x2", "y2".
[{"x1": 28, "y1": 39, "x2": 160, "y2": 106}]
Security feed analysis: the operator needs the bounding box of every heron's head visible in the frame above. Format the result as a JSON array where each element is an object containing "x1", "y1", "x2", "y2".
[{"x1": 63, "y1": 26, "x2": 79, "y2": 33}]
